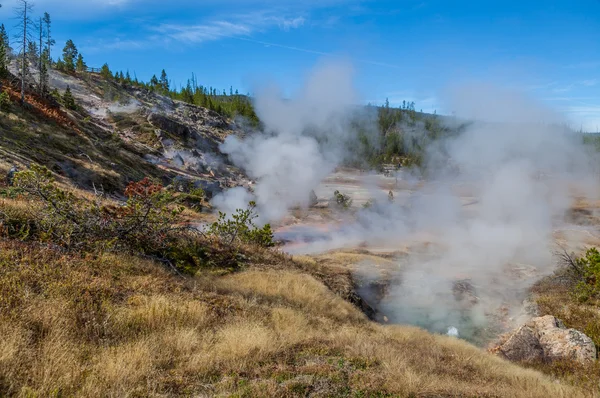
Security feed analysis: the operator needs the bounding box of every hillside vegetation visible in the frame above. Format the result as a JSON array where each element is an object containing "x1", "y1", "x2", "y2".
[{"x1": 0, "y1": 201, "x2": 586, "y2": 397}]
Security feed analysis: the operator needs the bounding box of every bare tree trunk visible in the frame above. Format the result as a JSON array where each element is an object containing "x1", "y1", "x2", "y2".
[
  {"x1": 39, "y1": 17, "x2": 42, "y2": 93},
  {"x1": 20, "y1": 2, "x2": 26, "y2": 104}
]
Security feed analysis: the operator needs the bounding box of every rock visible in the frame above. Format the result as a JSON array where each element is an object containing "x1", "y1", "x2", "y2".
[
  {"x1": 148, "y1": 113, "x2": 191, "y2": 140},
  {"x1": 309, "y1": 190, "x2": 318, "y2": 207},
  {"x1": 497, "y1": 324, "x2": 545, "y2": 362},
  {"x1": 6, "y1": 165, "x2": 19, "y2": 186},
  {"x1": 495, "y1": 315, "x2": 596, "y2": 364},
  {"x1": 194, "y1": 180, "x2": 222, "y2": 199}
]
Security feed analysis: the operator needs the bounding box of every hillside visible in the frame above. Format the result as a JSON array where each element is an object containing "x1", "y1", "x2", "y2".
[
  {"x1": 0, "y1": 66, "x2": 598, "y2": 398},
  {"x1": 1, "y1": 63, "x2": 251, "y2": 198}
]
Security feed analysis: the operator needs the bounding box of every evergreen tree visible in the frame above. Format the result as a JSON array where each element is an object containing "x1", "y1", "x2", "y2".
[
  {"x1": 61, "y1": 39, "x2": 77, "y2": 73},
  {"x1": 100, "y1": 63, "x2": 112, "y2": 80},
  {"x1": 159, "y1": 69, "x2": 168, "y2": 91},
  {"x1": 0, "y1": 24, "x2": 10, "y2": 78},
  {"x1": 27, "y1": 41, "x2": 38, "y2": 66},
  {"x1": 150, "y1": 74, "x2": 159, "y2": 88},
  {"x1": 62, "y1": 85, "x2": 76, "y2": 110},
  {"x1": 39, "y1": 60, "x2": 49, "y2": 96},
  {"x1": 42, "y1": 12, "x2": 55, "y2": 63},
  {"x1": 75, "y1": 53, "x2": 86, "y2": 73},
  {"x1": 125, "y1": 70, "x2": 131, "y2": 83},
  {"x1": 0, "y1": 24, "x2": 10, "y2": 57}
]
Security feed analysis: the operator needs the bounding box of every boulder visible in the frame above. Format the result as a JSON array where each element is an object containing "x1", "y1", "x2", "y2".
[
  {"x1": 148, "y1": 113, "x2": 191, "y2": 140},
  {"x1": 495, "y1": 315, "x2": 596, "y2": 364}
]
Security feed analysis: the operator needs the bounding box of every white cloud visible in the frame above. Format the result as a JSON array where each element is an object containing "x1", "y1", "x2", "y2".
[
  {"x1": 153, "y1": 11, "x2": 306, "y2": 44},
  {"x1": 582, "y1": 78, "x2": 599, "y2": 87}
]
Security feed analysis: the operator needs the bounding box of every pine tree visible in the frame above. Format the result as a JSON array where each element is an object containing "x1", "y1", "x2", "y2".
[
  {"x1": 0, "y1": 24, "x2": 10, "y2": 78},
  {"x1": 62, "y1": 85, "x2": 76, "y2": 110},
  {"x1": 100, "y1": 63, "x2": 112, "y2": 80},
  {"x1": 39, "y1": 60, "x2": 48, "y2": 96},
  {"x1": 61, "y1": 39, "x2": 77, "y2": 73},
  {"x1": 75, "y1": 53, "x2": 86, "y2": 73},
  {"x1": 159, "y1": 69, "x2": 168, "y2": 91},
  {"x1": 42, "y1": 12, "x2": 55, "y2": 64},
  {"x1": 125, "y1": 70, "x2": 131, "y2": 83},
  {"x1": 0, "y1": 24, "x2": 10, "y2": 57},
  {"x1": 150, "y1": 74, "x2": 159, "y2": 88},
  {"x1": 27, "y1": 41, "x2": 38, "y2": 66}
]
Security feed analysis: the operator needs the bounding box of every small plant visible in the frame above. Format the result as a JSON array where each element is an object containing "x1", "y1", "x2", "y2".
[
  {"x1": 330, "y1": 190, "x2": 353, "y2": 210},
  {"x1": 207, "y1": 201, "x2": 274, "y2": 248},
  {"x1": 0, "y1": 90, "x2": 11, "y2": 111},
  {"x1": 573, "y1": 247, "x2": 600, "y2": 302}
]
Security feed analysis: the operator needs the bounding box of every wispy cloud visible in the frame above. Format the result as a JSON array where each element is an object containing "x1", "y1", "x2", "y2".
[
  {"x1": 153, "y1": 10, "x2": 306, "y2": 44},
  {"x1": 563, "y1": 60, "x2": 600, "y2": 70},
  {"x1": 581, "y1": 78, "x2": 599, "y2": 87}
]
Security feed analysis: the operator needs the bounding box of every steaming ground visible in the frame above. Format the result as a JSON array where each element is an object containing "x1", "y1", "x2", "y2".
[
  {"x1": 208, "y1": 59, "x2": 600, "y2": 347},
  {"x1": 272, "y1": 169, "x2": 600, "y2": 346}
]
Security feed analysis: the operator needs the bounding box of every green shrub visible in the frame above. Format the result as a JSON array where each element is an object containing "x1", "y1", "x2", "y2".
[
  {"x1": 11, "y1": 164, "x2": 184, "y2": 253},
  {"x1": 207, "y1": 201, "x2": 274, "y2": 248},
  {"x1": 574, "y1": 247, "x2": 600, "y2": 302},
  {"x1": 0, "y1": 90, "x2": 10, "y2": 111},
  {"x1": 330, "y1": 190, "x2": 353, "y2": 210}
]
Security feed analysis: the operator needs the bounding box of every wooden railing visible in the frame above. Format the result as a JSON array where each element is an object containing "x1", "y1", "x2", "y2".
[{"x1": 87, "y1": 67, "x2": 101, "y2": 74}]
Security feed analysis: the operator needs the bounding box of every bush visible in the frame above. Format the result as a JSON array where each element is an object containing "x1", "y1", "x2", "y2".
[
  {"x1": 574, "y1": 247, "x2": 600, "y2": 302},
  {"x1": 207, "y1": 201, "x2": 274, "y2": 248},
  {"x1": 330, "y1": 190, "x2": 353, "y2": 210},
  {"x1": 0, "y1": 90, "x2": 10, "y2": 111},
  {"x1": 10, "y1": 164, "x2": 184, "y2": 253}
]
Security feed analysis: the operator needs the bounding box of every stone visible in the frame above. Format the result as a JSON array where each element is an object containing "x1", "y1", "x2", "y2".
[
  {"x1": 495, "y1": 315, "x2": 596, "y2": 364},
  {"x1": 497, "y1": 324, "x2": 545, "y2": 362},
  {"x1": 6, "y1": 165, "x2": 19, "y2": 186},
  {"x1": 148, "y1": 112, "x2": 191, "y2": 140},
  {"x1": 309, "y1": 190, "x2": 318, "y2": 207}
]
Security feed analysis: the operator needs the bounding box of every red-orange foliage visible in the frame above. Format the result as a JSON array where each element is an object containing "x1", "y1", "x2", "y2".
[
  {"x1": 2, "y1": 79, "x2": 83, "y2": 135},
  {"x1": 124, "y1": 177, "x2": 163, "y2": 198}
]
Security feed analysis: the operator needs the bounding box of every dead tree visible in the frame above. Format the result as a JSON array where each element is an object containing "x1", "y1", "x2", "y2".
[{"x1": 14, "y1": 0, "x2": 34, "y2": 104}]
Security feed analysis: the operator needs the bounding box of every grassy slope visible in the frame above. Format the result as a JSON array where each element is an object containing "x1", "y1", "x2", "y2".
[{"x1": 0, "y1": 192, "x2": 589, "y2": 397}]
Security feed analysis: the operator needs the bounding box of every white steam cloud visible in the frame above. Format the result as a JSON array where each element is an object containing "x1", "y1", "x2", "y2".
[
  {"x1": 212, "y1": 59, "x2": 362, "y2": 221},
  {"x1": 211, "y1": 61, "x2": 600, "y2": 344}
]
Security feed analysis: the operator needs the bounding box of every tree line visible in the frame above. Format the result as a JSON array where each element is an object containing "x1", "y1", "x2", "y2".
[{"x1": 0, "y1": 0, "x2": 258, "y2": 124}]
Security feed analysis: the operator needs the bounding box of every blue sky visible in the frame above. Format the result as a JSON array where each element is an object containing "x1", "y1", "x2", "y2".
[{"x1": 1, "y1": 0, "x2": 599, "y2": 130}]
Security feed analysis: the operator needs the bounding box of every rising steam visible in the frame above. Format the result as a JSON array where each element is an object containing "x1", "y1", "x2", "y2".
[
  {"x1": 212, "y1": 59, "x2": 362, "y2": 221},
  {"x1": 212, "y1": 61, "x2": 600, "y2": 343}
]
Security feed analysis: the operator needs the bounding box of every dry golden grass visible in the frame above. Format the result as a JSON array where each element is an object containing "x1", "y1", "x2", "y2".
[
  {"x1": 0, "y1": 234, "x2": 592, "y2": 398},
  {"x1": 0, "y1": 188, "x2": 595, "y2": 397}
]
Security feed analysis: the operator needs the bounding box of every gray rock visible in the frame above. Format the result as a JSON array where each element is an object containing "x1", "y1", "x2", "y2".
[
  {"x1": 309, "y1": 190, "x2": 318, "y2": 207},
  {"x1": 148, "y1": 113, "x2": 191, "y2": 140},
  {"x1": 194, "y1": 180, "x2": 222, "y2": 198},
  {"x1": 496, "y1": 315, "x2": 596, "y2": 364},
  {"x1": 497, "y1": 324, "x2": 545, "y2": 362}
]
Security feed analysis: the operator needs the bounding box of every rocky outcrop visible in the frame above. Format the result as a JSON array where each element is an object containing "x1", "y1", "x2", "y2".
[
  {"x1": 309, "y1": 190, "x2": 318, "y2": 207},
  {"x1": 494, "y1": 315, "x2": 596, "y2": 364},
  {"x1": 148, "y1": 113, "x2": 192, "y2": 140}
]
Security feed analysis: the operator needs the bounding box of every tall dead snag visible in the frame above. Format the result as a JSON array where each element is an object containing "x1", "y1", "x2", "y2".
[{"x1": 14, "y1": 0, "x2": 34, "y2": 104}]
